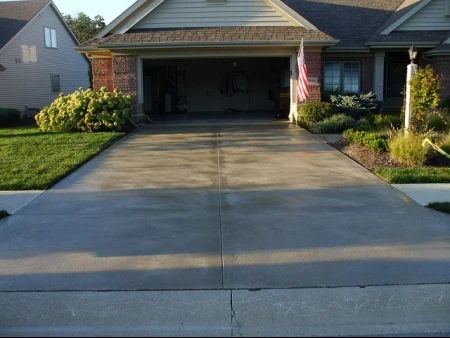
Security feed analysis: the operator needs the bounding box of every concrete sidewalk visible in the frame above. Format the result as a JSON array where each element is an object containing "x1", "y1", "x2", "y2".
[
  {"x1": 1, "y1": 284, "x2": 449, "y2": 337},
  {"x1": 393, "y1": 184, "x2": 450, "y2": 207},
  {"x1": 0, "y1": 191, "x2": 43, "y2": 215}
]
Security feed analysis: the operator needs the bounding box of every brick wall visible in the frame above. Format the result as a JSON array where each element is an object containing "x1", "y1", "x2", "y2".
[
  {"x1": 361, "y1": 57, "x2": 374, "y2": 94},
  {"x1": 113, "y1": 56, "x2": 137, "y2": 99},
  {"x1": 92, "y1": 58, "x2": 113, "y2": 92},
  {"x1": 431, "y1": 59, "x2": 450, "y2": 100},
  {"x1": 305, "y1": 52, "x2": 322, "y2": 103}
]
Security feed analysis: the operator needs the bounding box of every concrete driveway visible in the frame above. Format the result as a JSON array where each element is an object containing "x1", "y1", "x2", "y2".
[{"x1": 0, "y1": 122, "x2": 449, "y2": 291}]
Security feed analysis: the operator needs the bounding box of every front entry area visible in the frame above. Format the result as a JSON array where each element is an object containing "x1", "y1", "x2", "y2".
[{"x1": 141, "y1": 57, "x2": 291, "y2": 120}]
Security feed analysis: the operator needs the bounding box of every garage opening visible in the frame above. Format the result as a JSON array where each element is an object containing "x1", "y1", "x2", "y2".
[{"x1": 142, "y1": 57, "x2": 291, "y2": 120}]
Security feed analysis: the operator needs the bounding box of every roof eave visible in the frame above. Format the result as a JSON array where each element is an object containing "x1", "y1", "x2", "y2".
[
  {"x1": 424, "y1": 50, "x2": 450, "y2": 56},
  {"x1": 96, "y1": 40, "x2": 339, "y2": 49},
  {"x1": 325, "y1": 46, "x2": 371, "y2": 53},
  {"x1": 366, "y1": 41, "x2": 441, "y2": 48}
]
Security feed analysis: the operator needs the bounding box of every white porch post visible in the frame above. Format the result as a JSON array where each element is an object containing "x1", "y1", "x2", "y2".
[
  {"x1": 289, "y1": 52, "x2": 298, "y2": 123},
  {"x1": 136, "y1": 56, "x2": 144, "y2": 115},
  {"x1": 405, "y1": 63, "x2": 418, "y2": 131},
  {"x1": 374, "y1": 52, "x2": 385, "y2": 102}
]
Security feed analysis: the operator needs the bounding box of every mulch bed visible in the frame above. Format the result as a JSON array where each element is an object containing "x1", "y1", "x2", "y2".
[
  {"x1": 331, "y1": 140, "x2": 403, "y2": 172},
  {"x1": 330, "y1": 139, "x2": 450, "y2": 172}
]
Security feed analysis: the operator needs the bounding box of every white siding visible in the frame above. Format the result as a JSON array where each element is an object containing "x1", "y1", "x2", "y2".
[
  {"x1": 0, "y1": 5, "x2": 89, "y2": 112},
  {"x1": 132, "y1": 0, "x2": 292, "y2": 29},
  {"x1": 397, "y1": 0, "x2": 450, "y2": 31}
]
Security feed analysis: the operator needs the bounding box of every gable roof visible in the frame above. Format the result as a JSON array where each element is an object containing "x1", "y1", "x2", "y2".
[
  {"x1": 95, "y1": 0, "x2": 319, "y2": 39},
  {"x1": 380, "y1": 0, "x2": 432, "y2": 35},
  {"x1": 281, "y1": 0, "x2": 407, "y2": 48},
  {"x1": 0, "y1": 0, "x2": 49, "y2": 49}
]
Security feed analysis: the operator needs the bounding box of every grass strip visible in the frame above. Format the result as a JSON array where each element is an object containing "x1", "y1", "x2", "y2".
[
  {"x1": 375, "y1": 167, "x2": 450, "y2": 184},
  {"x1": 427, "y1": 202, "x2": 450, "y2": 215},
  {"x1": 0, "y1": 126, "x2": 125, "y2": 190}
]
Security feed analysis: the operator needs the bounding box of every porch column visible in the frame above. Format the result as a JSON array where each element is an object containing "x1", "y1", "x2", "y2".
[
  {"x1": 289, "y1": 52, "x2": 298, "y2": 123},
  {"x1": 374, "y1": 52, "x2": 385, "y2": 101},
  {"x1": 136, "y1": 56, "x2": 144, "y2": 115}
]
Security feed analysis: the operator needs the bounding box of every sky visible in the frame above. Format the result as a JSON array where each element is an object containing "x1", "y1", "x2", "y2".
[
  {"x1": 0, "y1": 0, "x2": 137, "y2": 24},
  {"x1": 52, "y1": 0, "x2": 137, "y2": 24}
]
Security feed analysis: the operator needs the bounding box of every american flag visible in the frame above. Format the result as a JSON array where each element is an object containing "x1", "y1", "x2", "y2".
[{"x1": 297, "y1": 38, "x2": 310, "y2": 103}]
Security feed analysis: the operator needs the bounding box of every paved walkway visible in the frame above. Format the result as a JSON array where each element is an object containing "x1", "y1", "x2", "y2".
[
  {"x1": 0, "y1": 191, "x2": 43, "y2": 215},
  {"x1": 0, "y1": 123, "x2": 449, "y2": 335},
  {"x1": 394, "y1": 184, "x2": 450, "y2": 206}
]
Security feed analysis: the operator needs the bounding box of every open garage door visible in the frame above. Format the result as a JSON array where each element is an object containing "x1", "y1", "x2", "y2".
[{"x1": 141, "y1": 57, "x2": 291, "y2": 120}]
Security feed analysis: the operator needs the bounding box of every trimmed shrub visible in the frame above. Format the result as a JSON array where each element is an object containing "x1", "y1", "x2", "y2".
[
  {"x1": 35, "y1": 87, "x2": 132, "y2": 132},
  {"x1": 0, "y1": 108, "x2": 21, "y2": 126},
  {"x1": 354, "y1": 120, "x2": 372, "y2": 132},
  {"x1": 330, "y1": 92, "x2": 383, "y2": 119},
  {"x1": 410, "y1": 65, "x2": 441, "y2": 131},
  {"x1": 343, "y1": 129, "x2": 389, "y2": 152},
  {"x1": 310, "y1": 114, "x2": 355, "y2": 134},
  {"x1": 389, "y1": 132, "x2": 429, "y2": 167},
  {"x1": 368, "y1": 114, "x2": 402, "y2": 129},
  {"x1": 426, "y1": 112, "x2": 449, "y2": 132},
  {"x1": 298, "y1": 102, "x2": 337, "y2": 129}
]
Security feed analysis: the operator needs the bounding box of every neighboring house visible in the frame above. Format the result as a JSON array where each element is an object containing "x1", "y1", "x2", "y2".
[
  {"x1": 77, "y1": 0, "x2": 450, "y2": 119},
  {"x1": 0, "y1": 0, "x2": 90, "y2": 114}
]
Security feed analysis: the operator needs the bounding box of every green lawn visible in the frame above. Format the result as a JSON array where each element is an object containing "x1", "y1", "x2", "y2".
[
  {"x1": 0, "y1": 126, "x2": 125, "y2": 190},
  {"x1": 427, "y1": 202, "x2": 450, "y2": 215},
  {"x1": 375, "y1": 167, "x2": 450, "y2": 184}
]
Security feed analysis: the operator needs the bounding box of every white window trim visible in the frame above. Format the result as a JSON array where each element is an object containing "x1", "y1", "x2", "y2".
[
  {"x1": 324, "y1": 61, "x2": 361, "y2": 93},
  {"x1": 51, "y1": 73, "x2": 60, "y2": 93},
  {"x1": 44, "y1": 27, "x2": 57, "y2": 49}
]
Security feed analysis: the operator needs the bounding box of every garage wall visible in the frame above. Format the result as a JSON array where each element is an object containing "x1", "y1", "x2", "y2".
[{"x1": 143, "y1": 57, "x2": 288, "y2": 113}]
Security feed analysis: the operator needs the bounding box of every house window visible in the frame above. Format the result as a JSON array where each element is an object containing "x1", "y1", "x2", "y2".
[
  {"x1": 324, "y1": 61, "x2": 360, "y2": 93},
  {"x1": 51, "y1": 74, "x2": 60, "y2": 93},
  {"x1": 44, "y1": 27, "x2": 57, "y2": 48}
]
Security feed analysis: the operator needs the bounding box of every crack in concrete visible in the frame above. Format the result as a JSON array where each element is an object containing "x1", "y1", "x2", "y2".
[{"x1": 231, "y1": 291, "x2": 243, "y2": 337}]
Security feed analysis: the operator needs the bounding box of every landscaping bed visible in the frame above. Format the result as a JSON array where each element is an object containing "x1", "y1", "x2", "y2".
[
  {"x1": 332, "y1": 139, "x2": 403, "y2": 172},
  {"x1": 0, "y1": 126, "x2": 125, "y2": 190},
  {"x1": 330, "y1": 139, "x2": 450, "y2": 184}
]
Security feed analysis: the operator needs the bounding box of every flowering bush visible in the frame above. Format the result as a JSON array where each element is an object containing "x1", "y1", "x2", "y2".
[{"x1": 35, "y1": 87, "x2": 132, "y2": 132}]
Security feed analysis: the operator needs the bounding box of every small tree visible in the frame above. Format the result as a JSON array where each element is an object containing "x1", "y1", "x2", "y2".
[{"x1": 409, "y1": 65, "x2": 442, "y2": 131}]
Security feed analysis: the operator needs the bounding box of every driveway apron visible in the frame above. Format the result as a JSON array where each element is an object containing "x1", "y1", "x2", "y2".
[{"x1": 0, "y1": 123, "x2": 449, "y2": 291}]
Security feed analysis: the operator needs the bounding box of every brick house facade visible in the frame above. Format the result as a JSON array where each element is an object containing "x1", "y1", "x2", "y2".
[{"x1": 79, "y1": 0, "x2": 450, "y2": 115}]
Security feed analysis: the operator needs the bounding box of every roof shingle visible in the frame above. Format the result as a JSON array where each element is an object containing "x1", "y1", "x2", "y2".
[
  {"x1": 0, "y1": 0, "x2": 49, "y2": 49},
  {"x1": 281, "y1": 0, "x2": 406, "y2": 47},
  {"x1": 79, "y1": 26, "x2": 335, "y2": 48}
]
